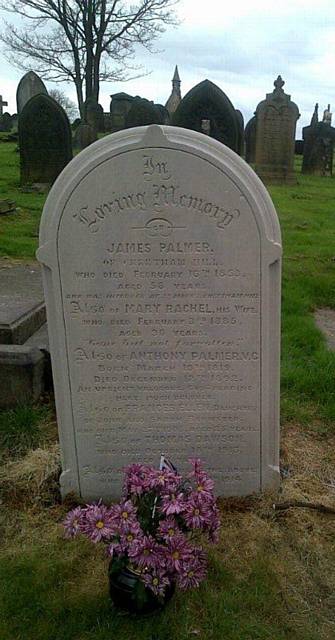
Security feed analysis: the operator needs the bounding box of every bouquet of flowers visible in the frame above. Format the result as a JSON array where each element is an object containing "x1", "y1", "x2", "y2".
[{"x1": 64, "y1": 458, "x2": 220, "y2": 601}]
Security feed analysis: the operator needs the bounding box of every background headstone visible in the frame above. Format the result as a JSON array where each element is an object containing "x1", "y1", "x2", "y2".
[
  {"x1": 73, "y1": 123, "x2": 97, "y2": 151},
  {"x1": 84, "y1": 98, "x2": 104, "y2": 134},
  {"x1": 0, "y1": 95, "x2": 8, "y2": 116},
  {"x1": 16, "y1": 71, "x2": 48, "y2": 114},
  {"x1": 172, "y1": 80, "x2": 240, "y2": 153},
  {"x1": 125, "y1": 97, "x2": 164, "y2": 128},
  {"x1": 295, "y1": 140, "x2": 304, "y2": 155},
  {"x1": 38, "y1": 124, "x2": 282, "y2": 501},
  {"x1": 110, "y1": 92, "x2": 134, "y2": 130},
  {"x1": 254, "y1": 76, "x2": 300, "y2": 184},
  {"x1": 302, "y1": 103, "x2": 335, "y2": 176},
  {"x1": 19, "y1": 94, "x2": 72, "y2": 185},
  {"x1": 235, "y1": 109, "x2": 244, "y2": 156},
  {"x1": 244, "y1": 116, "x2": 257, "y2": 163},
  {"x1": 155, "y1": 104, "x2": 171, "y2": 124},
  {"x1": 0, "y1": 112, "x2": 13, "y2": 132}
]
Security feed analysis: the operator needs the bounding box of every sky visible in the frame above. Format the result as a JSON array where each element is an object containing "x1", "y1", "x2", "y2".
[{"x1": 1, "y1": 0, "x2": 335, "y2": 136}]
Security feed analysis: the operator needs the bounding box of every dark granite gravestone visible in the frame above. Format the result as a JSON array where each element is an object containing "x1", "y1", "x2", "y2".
[
  {"x1": 255, "y1": 76, "x2": 300, "y2": 184},
  {"x1": 72, "y1": 118, "x2": 81, "y2": 131},
  {"x1": 110, "y1": 92, "x2": 134, "y2": 130},
  {"x1": 245, "y1": 116, "x2": 257, "y2": 163},
  {"x1": 302, "y1": 104, "x2": 335, "y2": 176},
  {"x1": 302, "y1": 122, "x2": 335, "y2": 176},
  {"x1": 302, "y1": 103, "x2": 318, "y2": 150},
  {"x1": 16, "y1": 71, "x2": 48, "y2": 114},
  {"x1": 84, "y1": 98, "x2": 104, "y2": 134},
  {"x1": 125, "y1": 97, "x2": 164, "y2": 128},
  {"x1": 235, "y1": 109, "x2": 244, "y2": 156},
  {"x1": 0, "y1": 112, "x2": 13, "y2": 132},
  {"x1": 155, "y1": 104, "x2": 171, "y2": 124},
  {"x1": 172, "y1": 80, "x2": 240, "y2": 153},
  {"x1": 295, "y1": 140, "x2": 304, "y2": 155},
  {"x1": 19, "y1": 94, "x2": 72, "y2": 185}
]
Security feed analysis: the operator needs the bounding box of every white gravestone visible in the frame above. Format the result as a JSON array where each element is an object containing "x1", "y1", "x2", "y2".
[{"x1": 37, "y1": 125, "x2": 282, "y2": 501}]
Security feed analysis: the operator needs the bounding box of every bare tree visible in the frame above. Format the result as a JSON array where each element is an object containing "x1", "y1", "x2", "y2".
[
  {"x1": 0, "y1": 0, "x2": 179, "y2": 117},
  {"x1": 49, "y1": 87, "x2": 79, "y2": 121}
]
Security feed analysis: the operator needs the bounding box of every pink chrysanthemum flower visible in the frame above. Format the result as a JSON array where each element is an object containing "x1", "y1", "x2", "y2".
[
  {"x1": 158, "y1": 517, "x2": 180, "y2": 541},
  {"x1": 142, "y1": 569, "x2": 170, "y2": 597},
  {"x1": 146, "y1": 468, "x2": 182, "y2": 493},
  {"x1": 189, "y1": 459, "x2": 215, "y2": 500},
  {"x1": 164, "y1": 534, "x2": 193, "y2": 572},
  {"x1": 160, "y1": 491, "x2": 186, "y2": 516},
  {"x1": 128, "y1": 535, "x2": 164, "y2": 570},
  {"x1": 119, "y1": 524, "x2": 144, "y2": 551},
  {"x1": 194, "y1": 474, "x2": 215, "y2": 499},
  {"x1": 63, "y1": 506, "x2": 85, "y2": 538},
  {"x1": 183, "y1": 495, "x2": 212, "y2": 529},
  {"x1": 112, "y1": 499, "x2": 138, "y2": 532},
  {"x1": 177, "y1": 556, "x2": 207, "y2": 590},
  {"x1": 82, "y1": 503, "x2": 116, "y2": 543},
  {"x1": 123, "y1": 463, "x2": 149, "y2": 497}
]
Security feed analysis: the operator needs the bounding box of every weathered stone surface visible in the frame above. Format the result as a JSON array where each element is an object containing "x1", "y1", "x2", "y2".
[
  {"x1": 315, "y1": 308, "x2": 335, "y2": 351},
  {"x1": 155, "y1": 104, "x2": 170, "y2": 124},
  {"x1": 84, "y1": 98, "x2": 104, "y2": 134},
  {"x1": 245, "y1": 116, "x2": 257, "y2": 163},
  {"x1": 125, "y1": 97, "x2": 163, "y2": 128},
  {"x1": 73, "y1": 123, "x2": 97, "y2": 150},
  {"x1": 110, "y1": 92, "x2": 134, "y2": 130},
  {"x1": 0, "y1": 112, "x2": 13, "y2": 132},
  {"x1": 0, "y1": 345, "x2": 44, "y2": 408},
  {"x1": 0, "y1": 199, "x2": 16, "y2": 215},
  {"x1": 172, "y1": 80, "x2": 240, "y2": 153},
  {"x1": 16, "y1": 71, "x2": 48, "y2": 114},
  {"x1": 19, "y1": 94, "x2": 72, "y2": 185},
  {"x1": 25, "y1": 323, "x2": 53, "y2": 391},
  {"x1": 255, "y1": 76, "x2": 300, "y2": 184},
  {"x1": 0, "y1": 260, "x2": 43, "y2": 298},
  {"x1": 38, "y1": 124, "x2": 282, "y2": 501},
  {"x1": 301, "y1": 122, "x2": 335, "y2": 176},
  {"x1": 0, "y1": 296, "x2": 46, "y2": 344}
]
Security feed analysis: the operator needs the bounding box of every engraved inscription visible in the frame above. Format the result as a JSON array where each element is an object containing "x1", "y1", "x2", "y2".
[{"x1": 56, "y1": 144, "x2": 267, "y2": 499}]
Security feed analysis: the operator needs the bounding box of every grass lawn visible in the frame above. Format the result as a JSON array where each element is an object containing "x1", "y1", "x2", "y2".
[{"x1": 0, "y1": 141, "x2": 335, "y2": 639}]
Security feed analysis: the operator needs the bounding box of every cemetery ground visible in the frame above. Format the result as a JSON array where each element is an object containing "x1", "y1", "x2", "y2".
[{"x1": 0, "y1": 138, "x2": 335, "y2": 639}]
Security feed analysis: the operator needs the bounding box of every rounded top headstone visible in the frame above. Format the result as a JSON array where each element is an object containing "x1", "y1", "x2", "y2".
[
  {"x1": 172, "y1": 80, "x2": 240, "y2": 152},
  {"x1": 16, "y1": 71, "x2": 48, "y2": 114},
  {"x1": 37, "y1": 124, "x2": 281, "y2": 501}
]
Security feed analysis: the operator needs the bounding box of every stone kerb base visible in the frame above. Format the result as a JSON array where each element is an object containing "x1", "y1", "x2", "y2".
[{"x1": 0, "y1": 345, "x2": 45, "y2": 408}]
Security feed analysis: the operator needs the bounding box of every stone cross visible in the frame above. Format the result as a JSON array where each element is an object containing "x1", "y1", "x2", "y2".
[{"x1": 0, "y1": 95, "x2": 8, "y2": 117}]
